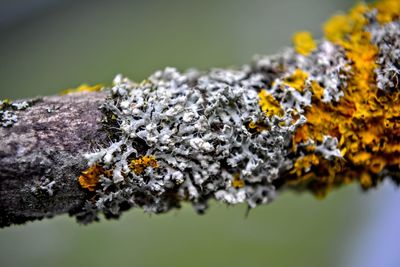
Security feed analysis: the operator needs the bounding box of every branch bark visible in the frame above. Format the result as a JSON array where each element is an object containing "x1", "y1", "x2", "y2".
[
  {"x1": 1, "y1": 0, "x2": 399, "y2": 228},
  {"x1": 0, "y1": 92, "x2": 108, "y2": 227}
]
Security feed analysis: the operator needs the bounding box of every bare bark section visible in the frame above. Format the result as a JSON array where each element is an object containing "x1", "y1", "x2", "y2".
[{"x1": 0, "y1": 92, "x2": 108, "y2": 227}]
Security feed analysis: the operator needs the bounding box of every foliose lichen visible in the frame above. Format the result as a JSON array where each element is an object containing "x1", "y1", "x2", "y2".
[{"x1": 75, "y1": 0, "x2": 400, "y2": 222}]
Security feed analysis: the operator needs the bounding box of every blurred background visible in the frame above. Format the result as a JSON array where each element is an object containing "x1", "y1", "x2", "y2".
[{"x1": 1, "y1": 0, "x2": 399, "y2": 267}]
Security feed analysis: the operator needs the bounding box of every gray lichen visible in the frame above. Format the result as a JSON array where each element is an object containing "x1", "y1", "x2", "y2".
[
  {"x1": 80, "y1": 32, "x2": 352, "y2": 222},
  {"x1": 0, "y1": 99, "x2": 32, "y2": 127},
  {"x1": 77, "y1": 16, "x2": 357, "y2": 222},
  {"x1": 255, "y1": 40, "x2": 350, "y2": 104},
  {"x1": 29, "y1": 177, "x2": 56, "y2": 197},
  {"x1": 367, "y1": 12, "x2": 400, "y2": 91},
  {"x1": 83, "y1": 67, "x2": 290, "y2": 218}
]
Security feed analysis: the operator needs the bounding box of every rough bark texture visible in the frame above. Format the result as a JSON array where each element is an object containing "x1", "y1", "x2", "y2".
[{"x1": 0, "y1": 92, "x2": 108, "y2": 227}]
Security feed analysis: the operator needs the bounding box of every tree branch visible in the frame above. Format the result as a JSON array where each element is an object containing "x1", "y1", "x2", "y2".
[
  {"x1": 0, "y1": 92, "x2": 108, "y2": 227},
  {"x1": 1, "y1": 0, "x2": 399, "y2": 228}
]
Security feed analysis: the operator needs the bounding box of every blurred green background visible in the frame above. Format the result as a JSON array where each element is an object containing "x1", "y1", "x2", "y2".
[{"x1": 1, "y1": 1, "x2": 395, "y2": 267}]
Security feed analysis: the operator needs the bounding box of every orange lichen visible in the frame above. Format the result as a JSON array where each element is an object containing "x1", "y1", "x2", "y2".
[
  {"x1": 129, "y1": 155, "x2": 159, "y2": 175},
  {"x1": 293, "y1": 31, "x2": 317, "y2": 56},
  {"x1": 287, "y1": 0, "x2": 400, "y2": 196},
  {"x1": 61, "y1": 84, "x2": 103, "y2": 95},
  {"x1": 78, "y1": 164, "x2": 107, "y2": 191},
  {"x1": 258, "y1": 90, "x2": 284, "y2": 117},
  {"x1": 359, "y1": 172, "x2": 372, "y2": 188}
]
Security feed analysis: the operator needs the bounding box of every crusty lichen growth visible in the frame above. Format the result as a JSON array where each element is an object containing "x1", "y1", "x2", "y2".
[{"x1": 73, "y1": 0, "x2": 400, "y2": 223}]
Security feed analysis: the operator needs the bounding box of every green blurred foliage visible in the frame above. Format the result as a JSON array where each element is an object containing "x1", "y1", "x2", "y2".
[
  {"x1": 2, "y1": 187, "x2": 374, "y2": 267},
  {"x1": 0, "y1": 1, "x2": 377, "y2": 267},
  {"x1": 0, "y1": 0, "x2": 356, "y2": 99}
]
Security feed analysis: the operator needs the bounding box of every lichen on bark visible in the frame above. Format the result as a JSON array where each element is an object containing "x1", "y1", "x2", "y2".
[{"x1": 1, "y1": 0, "x2": 399, "y2": 227}]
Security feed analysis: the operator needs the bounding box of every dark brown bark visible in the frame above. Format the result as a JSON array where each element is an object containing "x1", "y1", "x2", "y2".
[{"x1": 0, "y1": 92, "x2": 108, "y2": 227}]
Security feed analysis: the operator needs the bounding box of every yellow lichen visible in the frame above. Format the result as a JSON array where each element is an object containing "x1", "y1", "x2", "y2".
[
  {"x1": 323, "y1": 3, "x2": 369, "y2": 45},
  {"x1": 323, "y1": 14, "x2": 352, "y2": 44},
  {"x1": 373, "y1": 0, "x2": 400, "y2": 24},
  {"x1": 258, "y1": 90, "x2": 284, "y2": 117},
  {"x1": 61, "y1": 84, "x2": 103, "y2": 95},
  {"x1": 291, "y1": 154, "x2": 319, "y2": 177},
  {"x1": 129, "y1": 155, "x2": 159, "y2": 175},
  {"x1": 231, "y1": 174, "x2": 245, "y2": 189},
  {"x1": 293, "y1": 31, "x2": 317, "y2": 56},
  {"x1": 310, "y1": 81, "x2": 324, "y2": 100},
  {"x1": 283, "y1": 69, "x2": 309, "y2": 93},
  {"x1": 248, "y1": 121, "x2": 269, "y2": 132}
]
